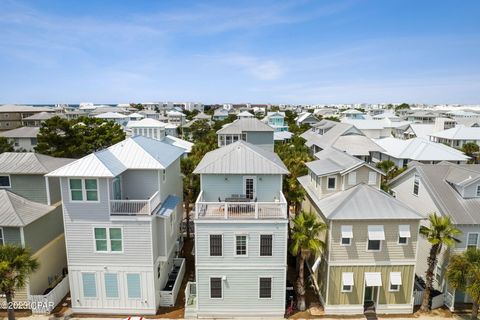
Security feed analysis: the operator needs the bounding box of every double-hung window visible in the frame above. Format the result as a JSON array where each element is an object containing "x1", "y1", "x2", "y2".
[
  {"x1": 259, "y1": 277, "x2": 272, "y2": 298},
  {"x1": 235, "y1": 235, "x2": 247, "y2": 256},
  {"x1": 210, "y1": 235, "x2": 222, "y2": 256},
  {"x1": 467, "y1": 233, "x2": 479, "y2": 249},
  {"x1": 260, "y1": 235, "x2": 273, "y2": 256},
  {"x1": 94, "y1": 227, "x2": 122, "y2": 252},
  {"x1": 69, "y1": 178, "x2": 98, "y2": 201},
  {"x1": 0, "y1": 175, "x2": 11, "y2": 188},
  {"x1": 210, "y1": 277, "x2": 222, "y2": 299}
]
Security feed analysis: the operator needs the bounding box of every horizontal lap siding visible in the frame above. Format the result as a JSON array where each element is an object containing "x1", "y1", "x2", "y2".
[
  {"x1": 11, "y1": 175, "x2": 47, "y2": 204},
  {"x1": 246, "y1": 131, "x2": 274, "y2": 152},
  {"x1": 330, "y1": 220, "x2": 419, "y2": 262},
  {"x1": 24, "y1": 205, "x2": 64, "y2": 253},
  {"x1": 195, "y1": 222, "x2": 287, "y2": 266},
  {"x1": 328, "y1": 265, "x2": 415, "y2": 306},
  {"x1": 121, "y1": 170, "x2": 158, "y2": 200},
  {"x1": 2, "y1": 227, "x2": 22, "y2": 245},
  {"x1": 197, "y1": 268, "x2": 285, "y2": 314}
]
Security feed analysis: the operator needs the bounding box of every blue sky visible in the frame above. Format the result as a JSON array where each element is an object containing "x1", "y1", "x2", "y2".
[{"x1": 0, "y1": 0, "x2": 479, "y2": 104}]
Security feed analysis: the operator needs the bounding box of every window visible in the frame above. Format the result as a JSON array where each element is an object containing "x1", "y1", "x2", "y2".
[
  {"x1": 341, "y1": 272, "x2": 353, "y2": 292},
  {"x1": 477, "y1": 185, "x2": 480, "y2": 197},
  {"x1": 398, "y1": 236, "x2": 408, "y2": 245},
  {"x1": 30, "y1": 138, "x2": 37, "y2": 146},
  {"x1": 368, "y1": 240, "x2": 381, "y2": 251},
  {"x1": 467, "y1": 233, "x2": 479, "y2": 249},
  {"x1": 398, "y1": 225, "x2": 411, "y2": 245},
  {"x1": 0, "y1": 228, "x2": 3, "y2": 245},
  {"x1": 368, "y1": 172, "x2": 377, "y2": 185},
  {"x1": 162, "y1": 170, "x2": 166, "y2": 182},
  {"x1": 327, "y1": 176, "x2": 336, "y2": 190},
  {"x1": 341, "y1": 225, "x2": 353, "y2": 246},
  {"x1": 232, "y1": 135, "x2": 239, "y2": 142},
  {"x1": 435, "y1": 265, "x2": 442, "y2": 284},
  {"x1": 126, "y1": 273, "x2": 142, "y2": 299},
  {"x1": 219, "y1": 135, "x2": 225, "y2": 146},
  {"x1": 348, "y1": 172, "x2": 356, "y2": 185},
  {"x1": 210, "y1": 277, "x2": 222, "y2": 299},
  {"x1": 389, "y1": 272, "x2": 401, "y2": 292},
  {"x1": 226, "y1": 135, "x2": 232, "y2": 145},
  {"x1": 0, "y1": 176, "x2": 11, "y2": 188},
  {"x1": 241, "y1": 133, "x2": 247, "y2": 141},
  {"x1": 260, "y1": 235, "x2": 273, "y2": 256},
  {"x1": 367, "y1": 225, "x2": 384, "y2": 251},
  {"x1": 69, "y1": 178, "x2": 98, "y2": 202},
  {"x1": 413, "y1": 174, "x2": 420, "y2": 196},
  {"x1": 82, "y1": 273, "x2": 97, "y2": 298},
  {"x1": 259, "y1": 277, "x2": 272, "y2": 298},
  {"x1": 94, "y1": 227, "x2": 122, "y2": 252},
  {"x1": 235, "y1": 235, "x2": 247, "y2": 256},
  {"x1": 209, "y1": 235, "x2": 222, "y2": 256},
  {"x1": 104, "y1": 273, "x2": 119, "y2": 298}
]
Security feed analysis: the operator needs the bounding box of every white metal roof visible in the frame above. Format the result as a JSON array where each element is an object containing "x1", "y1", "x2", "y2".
[
  {"x1": 47, "y1": 136, "x2": 184, "y2": 177},
  {"x1": 237, "y1": 111, "x2": 254, "y2": 117},
  {"x1": 216, "y1": 118, "x2": 274, "y2": 134},
  {"x1": 193, "y1": 140, "x2": 288, "y2": 175},
  {"x1": 373, "y1": 137, "x2": 469, "y2": 162},
  {"x1": 164, "y1": 135, "x2": 193, "y2": 153},
  {"x1": 0, "y1": 126, "x2": 40, "y2": 138},
  {"x1": 0, "y1": 190, "x2": 55, "y2": 227},
  {"x1": 127, "y1": 118, "x2": 167, "y2": 128},
  {"x1": 0, "y1": 153, "x2": 74, "y2": 174},
  {"x1": 430, "y1": 125, "x2": 480, "y2": 140},
  {"x1": 94, "y1": 112, "x2": 127, "y2": 119}
]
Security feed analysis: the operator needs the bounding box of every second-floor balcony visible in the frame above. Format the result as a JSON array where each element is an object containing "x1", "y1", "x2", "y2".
[
  {"x1": 195, "y1": 190, "x2": 287, "y2": 220},
  {"x1": 110, "y1": 191, "x2": 161, "y2": 215}
]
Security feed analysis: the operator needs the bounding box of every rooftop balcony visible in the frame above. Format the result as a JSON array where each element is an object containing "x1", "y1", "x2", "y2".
[
  {"x1": 110, "y1": 191, "x2": 160, "y2": 215},
  {"x1": 195, "y1": 191, "x2": 287, "y2": 220}
]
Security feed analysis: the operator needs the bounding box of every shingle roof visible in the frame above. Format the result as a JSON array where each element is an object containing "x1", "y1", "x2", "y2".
[
  {"x1": 0, "y1": 126, "x2": 40, "y2": 138},
  {"x1": 391, "y1": 163, "x2": 480, "y2": 224},
  {"x1": 299, "y1": 180, "x2": 423, "y2": 220},
  {"x1": 47, "y1": 136, "x2": 184, "y2": 177},
  {"x1": 193, "y1": 140, "x2": 288, "y2": 175},
  {"x1": 216, "y1": 118, "x2": 274, "y2": 134},
  {"x1": 0, "y1": 190, "x2": 55, "y2": 227},
  {"x1": 0, "y1": 153, "x2": 74, "y2": 174},
  {"x1": 373, "y1": 137, "x2": 469, "y2": 162}
]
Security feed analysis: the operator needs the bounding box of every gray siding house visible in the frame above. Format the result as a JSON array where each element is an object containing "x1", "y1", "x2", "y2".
[
  {"x1": 389, "y1": 162, "x2": 480, "y2": 310},
  {"x1": 216, "y1": 118, "x2": 275, "y2": 151},
  {"x1": 0, "y1": 152, "x2": 73, "y2": 306},
  {"x1": 46, "y1": 136, "x2": 185, "y2": 315},
  {"x1": 185, "y1": 141, "x2": 289, "y2": 318}
]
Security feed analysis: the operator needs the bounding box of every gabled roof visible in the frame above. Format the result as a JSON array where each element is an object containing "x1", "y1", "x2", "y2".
[
  {"x1": 0, "y1": 105, "x2": 54, "y2": 113},
  {"x1": 167, "y1": 110, "x2": 186, "y2": 116},
  {"x1": 127, "y1": 118, "x2": 167, "y2": 128},
  {"x1": 373, "y1": 137, "x2": 469, "y2": 162},
  {"x1": 47, "y1": 136, "x2": 184, "y2": 177},
  {"x1": 312, "y1": 184, "x2": 423, "y2": 220},
  {"x1": 23, "y1": 111, "x2": 58, "y2": 121},
  {"x1": 94, "y1": 112, "x2": 127, "y2": 119},
  {"x1": 0, "y1": 126, "x2": 40, "y2": 138},
  {"x1": 164, "y1": 135, "x2": 194, "y2": 153},
  {"x1": 237, "y1": 111, "x2": 254, "y2": 117},
  {"x1": 405, "y1": 124, "x2": 435, "y2": 138},
  {"x1": 295, "y1": 112, "x2": 318, "y2": 123},
  {"x1": 391, "y1": 163, "x2": 480, "y2": 224},
  {"x1": 430, "y1": 125, "x2": 480, "y2": 140},
  {"x1": 0, "y1": 190, "x2": 55, "y2": 227},
  {"x1": 193, "y1": 141, "x2": 288, "y2": 175},
  {"x1": 266, "y1": 111, "x2": 285, "y2": 117},
  {"x1": 194, "y1": 112, "x2": 211, "y2": 120},
  {"x1": 216, "y1": 118, "x2": 274, "y2": 134},
  {"x1": 128, "y1": 112, "x2": 145, "y2": 118},
  {"x1": 0, "y1": 153, "x2": 74, "y2": 174}
]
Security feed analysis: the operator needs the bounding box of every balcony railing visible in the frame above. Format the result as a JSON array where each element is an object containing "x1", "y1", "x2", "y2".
[
  {"x1": 110, "y1": 191, "x2": 160, "y2": 215},
  {"x1": 195, "y1": 191, "x2": 287, "y2": 220}
]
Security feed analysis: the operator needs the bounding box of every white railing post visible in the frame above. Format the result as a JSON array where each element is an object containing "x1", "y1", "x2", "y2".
[
  {"x1": 224, "y1": 203, "x2": 228, "y2": 219},
  {"x1": 255, "y1": 203, "x2": 259, "y2": 219}
]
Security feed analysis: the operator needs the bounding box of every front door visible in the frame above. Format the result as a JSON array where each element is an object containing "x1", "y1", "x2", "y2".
[
  {"x1": 243, "y1": 176, "x2": 256, "y2": 200},
  {"x1": 364, "y1": 286, "x2": 377, "y2": 311}
]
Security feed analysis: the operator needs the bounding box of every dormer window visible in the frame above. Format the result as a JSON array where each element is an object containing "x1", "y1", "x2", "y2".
[
  {"x1": 327, "y1": 176, "x2": 336, "y2": 190},
  {"x1": 413, "y1": 174, "x2": 420, "y2": 196}
]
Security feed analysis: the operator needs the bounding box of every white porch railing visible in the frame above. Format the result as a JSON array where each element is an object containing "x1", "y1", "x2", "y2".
[
  {"x1": 194, "y1": 191, "x2": 287, "y2": 220},
  {"x1": 159, "y1": 258, "x2": 186, "y2": 307},
  {"x1": 110, "y1": 191, "x2": 160, "y2": 215},
  {"x1": 29, "y1": 276, "x2": 69, "y2": 314}
]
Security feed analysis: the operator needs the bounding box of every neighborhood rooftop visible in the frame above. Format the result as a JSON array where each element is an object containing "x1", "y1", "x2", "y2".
[
  {"x1": 216, "y1": 118, "x2": 274, "y2": 134},
  {"x1": 0, "y1": 190, "x2": 55, "y2": 227},
  {"x1": 0, "y1": 152, "x2": 74, "y2": 174}
]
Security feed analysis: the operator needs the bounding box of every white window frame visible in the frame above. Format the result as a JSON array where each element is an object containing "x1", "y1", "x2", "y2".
[
  {"x1": 413, "y1": 174, "x2": 420, "y2": 196},
  {"x1": 81, "y1": 272, "x2": 97, "y2": 299},
  {"x1": 366, "y1": 239, "x2": 382, "y2": 252},
  {"x1": 259, "y1": 234, "x2": 274, "y2": 257},
  {"x1": 476, "y1": 185, "x2": 480, "y2": 197},
  {"x1": 368, "y1": 171, "x2": 377, "y2": 185},
  {"x1": 348, "y1": 172, "x2": 356, "y2": 185},
  {"x1": 389, "y1": 283, "x2": 400, "y2": 292},
  {"x1": 258, "y1": 277, "x2": 273, "y2": 299},
  {"x1": 243, "y1": 176, "x2": 257, "y2": 200},
  {"x1": 398, "y1": 236, "x2": 408, "y2": 245},
  {"x1": 209, "y1": 234, "x2": 223, "y2": 257},
  {"x1": 466, "y1": 232, "x2": 479, "y2": 249},
  {"x1": 0, "y1": 175, "x2": 11, "y2": 188},
  {"x1": 68, "y1": 178, "x2": 100, "y2": 203},
  {"x1": 104, "y1": 273, "x2": 120, "y2": 299},
  {"x1": 0, "y1": 227, "x2": 4, "y2": 245},
  {"x1": 93, "y1": 227, "x2": 124, "y2": 253},
  {"x1": 341, "y1": 284, "x2": 353, "y2": 292},
  {"x1": 341, "y1": 237, "x2": 351, "y2": 246},
  {"x1": 209, "y1": 276, "x2": 223, "y2": 299},
  {"x1": 126, "y1": 273, "x2": 142, "y2": 300},
  {"x1": 234, "y1": 234, "x2": 248, "y2": 257},
  {"x1": 327, "y1": 176, "x2": 337, "y2": 190}
]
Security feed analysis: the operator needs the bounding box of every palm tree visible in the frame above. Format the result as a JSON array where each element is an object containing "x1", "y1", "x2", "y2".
[
  {"x1": 446, "y1": 248, "x2": 480, "y2": 319},
  {"x1": 290, "y1": 211, "x2": 327, "y2": 311},
  {"x1": 462, "y1": 142, "x2": 479, "y2": 164},
  {"x1": 0, "y1": 245, "x2": 39, "y2": 320},
  {"x1": 181, "y1": 156, "x2": 200, "y2": 239},
  {"x1": 419, "y1": 213, "x2": 461, "y2": 312}
]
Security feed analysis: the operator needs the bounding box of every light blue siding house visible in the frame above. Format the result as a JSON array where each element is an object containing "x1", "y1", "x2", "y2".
[
  {"x1": 46, "y1": 136, "x2": 185, "y2": 315},
  {"x1": 185, "y1": 141, "x2": 289, "y2": 318},
  {"x1": 216, "y1": 118, "x2": 275, "y2": 151},
  {"x1": 264, "y1": 111, "x2": 289, "y2": 132}
]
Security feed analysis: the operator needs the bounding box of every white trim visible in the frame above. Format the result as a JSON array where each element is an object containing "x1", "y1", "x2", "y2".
[
  {"x1": 125, "y1": 272, "x2": 143, "y2": 300},
  {"x1": 19, "y1": 227, "x2": 25, "y2": 248},
  {"x1": 327, "y1": 175, "x2": 337, "y2": 190},
  {"x1": 466, "y1": 232, "x2": 479, "y2": 249},
  {"x1": 328, "y1": 260, "x2": 417, "y2": 266},
  {"x1": 68, "y1": 178, "x2": 100, "y2": 203},
  {"x1": 0, "y1": 227, "x2": 4, "y2": 245},
  {"x1": 45, "y1": 176, "x2": 51, "y2": 205},
  {"x1": 209, "y1": 276, "x2": 224, "y2": 300},
  {"x1": 81, "y1": 272, "x2": 98, "y2": 299},
  {"x1": 243, "y1": 175, "x2": 257, "y2": 199},
  {"x1": 234, "y1": 233, "x2": 248, "y2": 257},
  {"x1": 258, "y1": 276, "x2": 273, "y2": 299},
  {"x1": 209, "y1": 233, "x2": 223, "y2": 257},
  {"x1": 103, "y1": 272, "x2": 120, "y2": 299},
  {"x1": 366, "y1": 239, "x2": 382, "y2": 252},
  {"x1": 92, "y1": 226, "x2": 124, "y2": 254},
  {"x1": 259, "y1": 233, "x2": 274, "y2": 257},
  {"x1": 0, "y1": 174, "x2": 11, "y2": 188}
]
